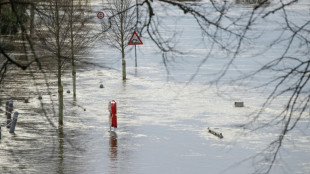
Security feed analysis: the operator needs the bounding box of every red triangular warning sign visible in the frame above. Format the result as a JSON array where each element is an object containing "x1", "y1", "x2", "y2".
[{"x1": 128, "y1": 31, "x2": 143, "y2": 45}]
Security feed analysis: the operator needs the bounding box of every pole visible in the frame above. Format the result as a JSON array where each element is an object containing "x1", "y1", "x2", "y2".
[
  {"x1": 135, "y1": 0, "x2": 138, "y2": 67},
  {"x1": 7, "y1": 100, "x2": 13, "y2": 128},
  {"x1": 5, "y1": 100, "x2": 9, "y2": 116},
  {"x1": 135, "y1": 45, "x2": 137, "y2": 67},
  {"x1": 9, "y1": 112, "x2": 19, "y2": 133}
]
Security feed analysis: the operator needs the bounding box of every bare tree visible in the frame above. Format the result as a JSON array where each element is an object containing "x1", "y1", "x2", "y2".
[
  {"x1": 236, "y1": 1, "x2": 309, "y2": 173},
  {"x1": 152, "y1": 0, "x2": 308, "y2": 173},
  {"x1": 102, "y1": 0, "x2": 307, "y2": 173},
  {"x1": 35, "y1": 0, "x2": 73, "y2": 125},
  {"x1": 68, "y1": 0, "x2": 93, "y2": 98},
  {"x1": 0, "y1": 0, "x2": 308, "y2": 173},
  {"x1": 101, "y1": 0, "x2": 137, "y2": 80},
  {"x1": 35, "y1": 0, "x2": 94, "y2": 124}
]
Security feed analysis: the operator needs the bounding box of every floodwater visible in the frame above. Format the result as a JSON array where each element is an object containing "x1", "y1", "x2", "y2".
[{"x1": 1, "y1": 0, "x2": 310, "y2": 174}]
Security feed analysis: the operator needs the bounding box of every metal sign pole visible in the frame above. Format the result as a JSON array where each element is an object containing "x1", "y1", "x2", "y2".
[
  {"x1": 135, "y1": 45, "x2": 137, "y2": 67},
  {"x1": 135, "y1": 0, "x2": 138, "y2": 67}
]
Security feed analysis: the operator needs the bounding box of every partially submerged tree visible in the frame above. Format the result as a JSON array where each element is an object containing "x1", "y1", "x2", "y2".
[
  {"x1": 35, "y1": 0, "x2": 94, "y2": 124},
  {"x1": 1, "y1": 0, "x2": 94, "y2": 126},
  {"x1": 68, "y1": 0, "x2": 93, "y2": 98},
  {"x1": 101, "y1": 0, "x2": 137, "y2": 80},
  {"x1": 34, "y1": 0, "x2": 72, "y2": 125}
]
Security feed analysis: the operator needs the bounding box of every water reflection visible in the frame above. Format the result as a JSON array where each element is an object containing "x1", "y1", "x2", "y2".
[
  {"x1": 135, "y1": 67, "x2": 138, "y2": 77},
  {"x1": 58, "y1": 126, "x2": 64, "y2": 174},
  {"x1": 109, "y1": 132, "x2": 118, "y2": 172},
  {"x1": 109, "y1": 131, "x2": 118, "y2": 173}
]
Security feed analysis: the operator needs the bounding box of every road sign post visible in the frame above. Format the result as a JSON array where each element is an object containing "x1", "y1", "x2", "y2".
[
  {"x1": 97, "y1": 12, "x2": 104, "y2": 19},
  {"x1": 128, "y1": 32, "x2": 143, "y2": 67},
  {"x1": 128, "y1": 32, "x2": 143, "y2": 45}
]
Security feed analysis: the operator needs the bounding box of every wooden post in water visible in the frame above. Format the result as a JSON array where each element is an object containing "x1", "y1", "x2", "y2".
[
  {"x1": 9, "y1": 112, "x2": 18, "y2": 133},
  {"x1": 5, "y1": 100, "x2": 9, "y2": 116},
  {"x1": 0, "y1": 125, "x2": 2, "y2": 139},
  {"x1": 6, "y1": 100, "x2": 13, "y2": 128}
]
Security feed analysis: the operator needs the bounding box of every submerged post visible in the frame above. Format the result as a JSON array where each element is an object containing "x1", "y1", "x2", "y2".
[
  {"x1": 0, "y1": 125, "x2": 1, "y2": 139},
  {"x1": 5, "y1": 100, "x2": 9, "y2": 116},
  {"x1": 6, "y1": 100, "x2": 13, "y2": 128},
  {"x1": 108, "y1": 100, "x2": 117, "y2": 131},
  {"x1": 234, "y1": 102, "x2": 244, "y2": 107},
  {"x1": 9, "y1": 112, "x2": 19, "y2": 133}
]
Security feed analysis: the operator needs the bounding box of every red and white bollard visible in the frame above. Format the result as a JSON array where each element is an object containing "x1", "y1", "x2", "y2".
[{"x1": 109, "y1": 100, "x2": 117, "y2": 131}]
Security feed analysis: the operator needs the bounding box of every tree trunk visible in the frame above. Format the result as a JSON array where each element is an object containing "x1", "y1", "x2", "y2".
[
  {"x1": 58, "y1": 57, "x2": 64, "y2": 126},
  {"x1": 120, "y1": 11, "x2": 126, "y2": 80},
  {"x1": 122, "y1": 48, "x2": 126, "y2": 80},
  {"x1": 55, "y1": 0, "x2": 63, "y2": 125},
  {"x1": 70, "y1": 0, "x2": 76, "y2": 99},
  {"x1": 72, "y1": 56, "x2": 76, "y2": 99}
]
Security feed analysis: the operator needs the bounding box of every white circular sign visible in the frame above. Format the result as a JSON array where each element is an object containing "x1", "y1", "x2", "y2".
[{"x1": 97, "y1": 12, "x2": 104, "y2": 19}]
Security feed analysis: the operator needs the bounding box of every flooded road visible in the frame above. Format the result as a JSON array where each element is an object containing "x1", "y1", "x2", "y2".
[
  {"x1": 2, "y1": 63, "x2": 309, "y2": 173},
  {"x1": 1, "y1": 0, "x2": 310, "y2": 173},
  {"x1": 0, "y1": 66, "x2": 261, "y2": 174}
]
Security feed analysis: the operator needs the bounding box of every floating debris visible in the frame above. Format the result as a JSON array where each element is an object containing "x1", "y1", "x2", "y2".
[
  {"x1": 208, "y1": 127, "x2": 223, "y2": 139},
  {"x1": 234, "y1": 102, "x2": 244, "y2": 107}
]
